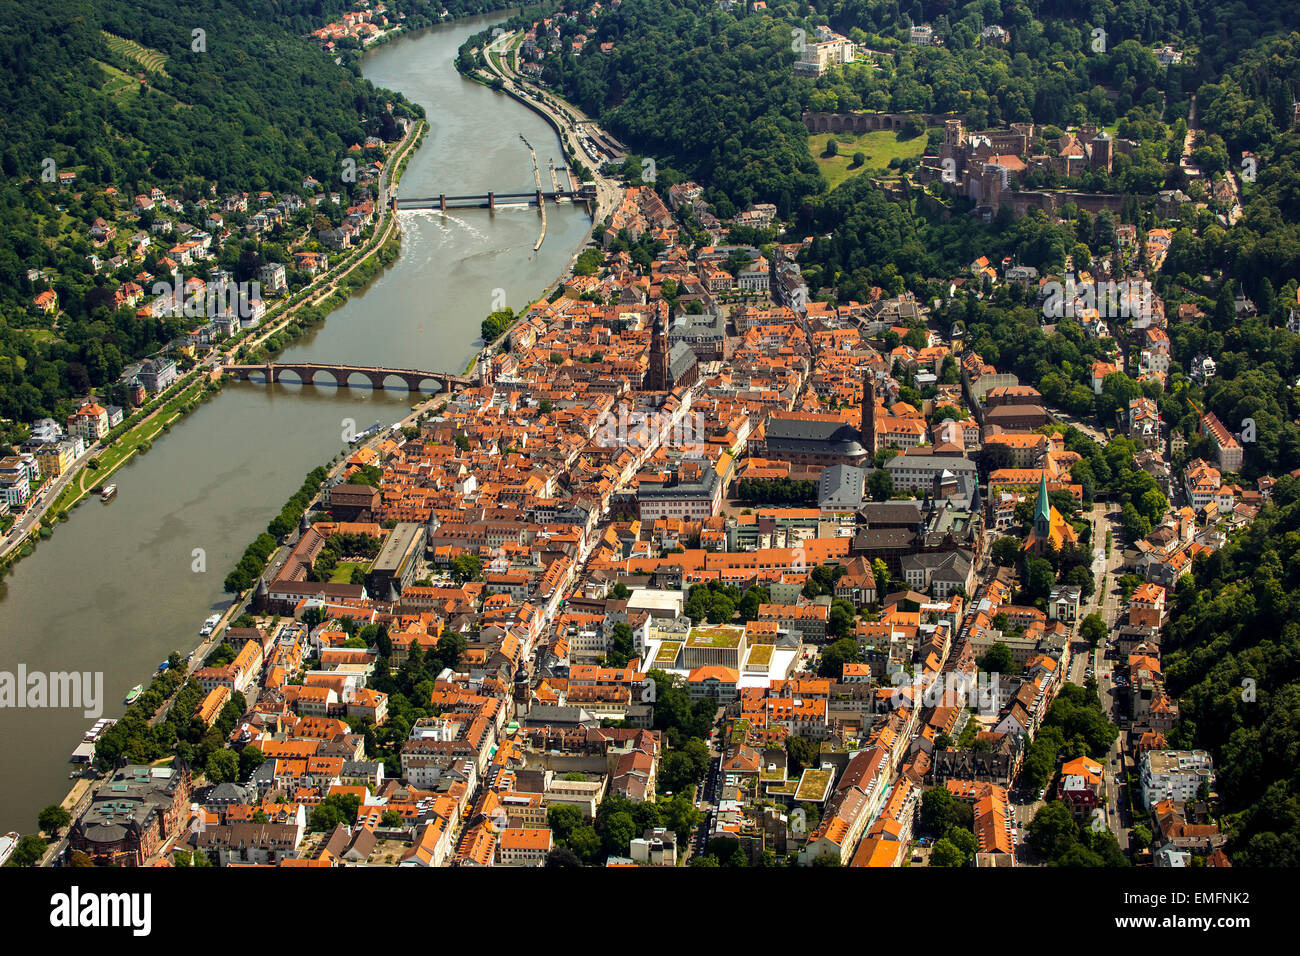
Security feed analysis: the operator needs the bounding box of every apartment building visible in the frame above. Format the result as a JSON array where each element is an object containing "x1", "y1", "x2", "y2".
[{"x1": 1141, "y1": 750, "x2": 1213, "y2": 810}]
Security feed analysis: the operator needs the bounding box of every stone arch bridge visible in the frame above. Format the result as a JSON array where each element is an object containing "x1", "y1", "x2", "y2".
[{"x1": 224, "y1": 362, "x2": 474, "y2": 393}]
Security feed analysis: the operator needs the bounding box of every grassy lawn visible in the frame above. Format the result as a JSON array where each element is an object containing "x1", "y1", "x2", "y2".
[
  {"x1": 94, "y1": 59, "x2": 140, "y2": 97},
  {"x1": 25, "y1": 329, "x2": 61, "y2": 346},
  {"x1": 329, "y1": 560, "x2": 368, "y2": 584},
  {"x1": 809, "y1": 129, "x2": 929, "y2": 191},
  {"x1": 49, "y1": 377, "x2": 205, "y2": 515}
]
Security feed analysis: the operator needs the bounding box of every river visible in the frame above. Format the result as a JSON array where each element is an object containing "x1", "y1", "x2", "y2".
[{"x1": 0, "y1": 12, "x2": 592, "y2": 833}]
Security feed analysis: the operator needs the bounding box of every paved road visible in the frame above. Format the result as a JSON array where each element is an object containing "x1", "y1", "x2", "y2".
[
  {"x1": 0, "y1": 440, "x2": 102, "y2": 561},
  {"x1": 479, "y1": 31, "x2": 623, "y2": 224},
  {"x1": 1082, "y1": 502, "x2": 1125, "y2": 626},
  {"x1": 1098, "y1": 666, "x2": 1132, "y2": 851},
  {"x1": 1047, "y1": 409, "x2": 1109, "y2": 446},
  {"x1": 1079, "y1": 500, "x2": 1133, "y2": 851}
]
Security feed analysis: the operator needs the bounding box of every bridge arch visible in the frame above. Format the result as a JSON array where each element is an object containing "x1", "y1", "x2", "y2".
[
  {"x1": 374, "y1": 371, "x2": 416, "y2": 391},
  {"x1": 274, "y1": 366, "x2": 316, "y2": 387},
  {"x1": 331, "y1": 368, "x2": 370, "y2": 389}
]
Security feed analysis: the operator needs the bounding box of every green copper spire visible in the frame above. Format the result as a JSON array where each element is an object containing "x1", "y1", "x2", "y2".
[{"x1": 1034, "y1": 469, "x2": 1051, "y2": 534}]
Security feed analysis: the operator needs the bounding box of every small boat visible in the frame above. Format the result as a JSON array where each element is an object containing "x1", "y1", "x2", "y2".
[
  {"x1": 100, "y1": 484, "x2": 117, "y2": 502},
  {"x1": 124, "y1": 683, "x2": 143, "y2": 705},
  {"x1": 83, "y1": 718, "x2": 116, "y2": 742},
  {"x1": 0, "y1": 832, "x2": 19, "y2": 867}
]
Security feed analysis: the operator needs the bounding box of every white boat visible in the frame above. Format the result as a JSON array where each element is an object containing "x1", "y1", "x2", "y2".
[
  {"x1": 100, "y1": 483, "x2": 117, "y2": 502},
  {"x1": 82, "y1": 718, "x2": 116, "y2": 742},
  {"x1": 0, "y1": 832, "x2": 19, "y2": 867},
  {"x1": 199, "y1": 613, "x2": 220, "y2": 636}
]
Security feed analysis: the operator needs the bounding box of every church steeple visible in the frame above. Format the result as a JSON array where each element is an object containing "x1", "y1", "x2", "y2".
[
  {"x1": 861, "y1": 368, "x2": 877, "y2": 454},
  {"x1": 644, "y1": 312, "x2": 670, "y2": 391},
  {"x1": 1033, "y1": 469, "x2": 1051, "y2": 540}
]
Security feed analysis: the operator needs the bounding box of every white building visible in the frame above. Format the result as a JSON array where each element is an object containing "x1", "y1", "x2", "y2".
[
  {"x1": 495, "y1": 827, "x2": 551, "y2": 866},
  {"x1": 794, "y1": 33, "x2": 855, "y2": 76},
  {"x1": 882, "y1": 453, "x2": 977, "y2": 493},
  {"x1": 1141, "y1": 750, "x2": 1213, "y2": 810},
  {"x1": 259, "y1": 262, "x2": 288, "y2": 294},
  {"x1": 629, "y1": 828, "x2": 677, "y2": 866}
]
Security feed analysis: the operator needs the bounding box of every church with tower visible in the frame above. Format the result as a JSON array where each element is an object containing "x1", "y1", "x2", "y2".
[
  {"x1": 861, "y1": 367, "x2": 878, "y2": 454},
  {"x1": 1024, "y1": 469, "x2": 1079, "y2": 555},
  {"x1": 642, "y1": 313, "x2": 699, "y2": 394}
]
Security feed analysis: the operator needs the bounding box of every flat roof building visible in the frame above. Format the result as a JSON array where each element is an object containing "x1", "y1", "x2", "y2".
[{"x1": 367, "y1": 522, "x2": 425, "y2": 598}]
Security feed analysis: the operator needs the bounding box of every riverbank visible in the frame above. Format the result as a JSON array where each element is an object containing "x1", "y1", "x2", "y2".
[
  {"x1": 0, "y1": 118, "x2": 426, "y2": 580},
  {"x1": 452, "y1": 26, "x2": 638, "y2": 360},
  {"x1": 10, "y1": 13, "x2": 595, "y2": 841}
]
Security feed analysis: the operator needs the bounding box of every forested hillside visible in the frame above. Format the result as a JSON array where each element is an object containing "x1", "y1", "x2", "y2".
[
  {"x1": 544, "y1": 0, "x2": 823, "y2": 218},
  {"x1": 539, "y1": 0, "x2": 1292, "y2": 213},
  {"x1": 1163, "y1": 475, "x2": 1300, "y2": 864},
  {"x1": 0, "y1": 0, "x2": 427, "y2": 427}
]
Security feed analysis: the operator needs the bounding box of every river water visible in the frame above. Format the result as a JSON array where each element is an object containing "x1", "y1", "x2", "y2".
[{"x1": 0, "y1": 13, "x2": 591, "y2": 832}]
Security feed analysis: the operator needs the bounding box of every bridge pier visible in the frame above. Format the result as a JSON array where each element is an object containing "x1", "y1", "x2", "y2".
[
  {"x1": 440, "y1": 194, "x2": 446, "y2": 212},
  {"x1": 488, "y1": 191, "x2": 495, "y2": 212},
  {"x1": 536, "y1": 189, "x2": 543, "y2": 206}
]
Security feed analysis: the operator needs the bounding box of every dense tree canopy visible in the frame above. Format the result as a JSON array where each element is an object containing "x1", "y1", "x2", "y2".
[{"x1": 0, "y1": 0, "x2": 427, "y2": 426}]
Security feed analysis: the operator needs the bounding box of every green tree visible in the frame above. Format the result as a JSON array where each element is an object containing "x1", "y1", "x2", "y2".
[
  {"x1": 601, "y1": 810, "x2": 638, "y2": 856},
  {"x1": 929, "y1": 838, "x2": 967, "y2": 867},
  {"x1": 990, "y1": 536, "x2": 1023, "y2": 567},
  {"x1": 205, "y1": 748, "x2": 239, "y2": 784},
  {"x1": 308, "y1": 793, "x2": 362, "y2": 832},
  {"x1": 607, "y1": 622, "x2": 635, "y2": 667},
  {"x1": 1024, "y1": 556, "x2": 1056, "y2": 601},
  {"x1": 548, "y1": 804, "x2": 583, "y2": 845},
  {"x1": 786, "y1": 735, "x2": 820, "y2": 776},
  {"x1": 1130, "y1": 824, "x2": 1152, "y2": 852},
  {"x1": 568, "y1": 825, "x2": 601, "y2": 863},
  {"x1": 1029, "y1": 801, "x2": 1080, "y2": 861},
  {"x1": 656, "y1": 792, "x2": 703, "y2": 842},
  {"x1": 867, "y1": 468, "x2": 895, "y2": 501},
  {"x1": 9, "y1": 835, "x2": 47, "y2": 867},
  {"x1": 872, "y1": 558, "x2": 891, "y2": 593},
  {"x1": 977, "y1": 642, "x2": 1014, "y2": 675},
  {"x1": 706, "y1": 835, "x2": 747, "y2": 866},
  {"x1": 819, "y1": 637, "x2": 861, "y2": 678},
  {"x1": 920, "y1": 786, "x2": 959, "y2": 835},
  {"x1": 37, "y1": 805, "x2": 71, "y2": 837},
  {"x1": 449, "y1": 553, "x2": 482, "y2": 583},
  {"x1": 945, "y1": 826, "x2": 977, "y2": 862},
  {"x1": 1080, "y1": 613, "x2": 1107, "y2": 647}
]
